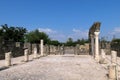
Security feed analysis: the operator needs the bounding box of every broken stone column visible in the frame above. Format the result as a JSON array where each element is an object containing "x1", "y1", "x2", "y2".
[
  {"x1": 76, "y1": 44, "x2": 80, "y2": 55},
  {"x1": 99, "y1": 49, "x2": 107, "y2": 64},
  {"x1": 74, "y1": 47, "x2": 77, "y2": 55},
  {"x1": 24, "y1": 48, "x2": 29, "y2": 62},
  {"x1": 46, "y1": 45, "x2": 49, "y2": 55},
  {"x1": 94, "y1": 31, "x2": 100, "y2": 62},
  {"x1": 109, "y1": 51, "x2": 118, "y2": 80},
  {"x1": 101, "y1": 49, "x2": 106, "y2": 59},
  {"x1": 57, "y1": 45, "x2": 60, "y2": 55},
  {"x1": 61, "y1": 45, "x2": 64, "y2": 55},
  {"x1": 111, "y1": 51, "x2": 117, "y2": 65},
  {"x1": 5, "y1": 52, "x2": 11, "y2": 66},
  {"x1": 41, "y1": 39, "x2": 44, "y2": 56},
  {"x1": 44, "y1": 45, "x2": 48, "y2": 56},
  {"x1": 33, "y1": 47, "x2": 37, "y2": 59},
  {"x1": 108, "y1": 65, "x2": 117, "y2": 80}
]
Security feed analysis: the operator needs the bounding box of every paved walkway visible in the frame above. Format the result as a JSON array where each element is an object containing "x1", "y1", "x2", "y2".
[{"x1": 0, "y1": 54, "x2": 108, "y2": 80}]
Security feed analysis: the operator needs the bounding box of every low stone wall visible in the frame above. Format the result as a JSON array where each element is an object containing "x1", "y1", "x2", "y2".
[{"x1": 0, "y1": 41, "x2": 24, "y2": 59}]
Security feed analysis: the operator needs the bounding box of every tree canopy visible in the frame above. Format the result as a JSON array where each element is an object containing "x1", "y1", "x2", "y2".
[
  {"x1": 111, "y1": 38, "x2": 120, "y2": 50},
  {"x1": 0, "y1": 24, "x2": 27, "y2": 42},
  {"x1": 65, "y1": 38, "x2": 89, "y2": 46},
  {"x1": 47, "y1": 40, "x2": 61, "y2": 46},
  {"x1": 0, "y1": 24, "x2": 89, "y2": 46},
  {"x1": 25, "y1": 29, "x2": 50, "y2": 44}
]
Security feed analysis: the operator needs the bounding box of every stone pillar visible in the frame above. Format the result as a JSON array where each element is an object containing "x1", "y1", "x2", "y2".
[
  {"x1": 74, "y1": 47, "x2": 77, "y2": 55},
  {"x1": 90, "y1": 35, "x2": 95, "y2": 57},
  {"x1": 44, "y1": 45, "x2": 47, "y2": 56},
  {"x1": 46, "y1": 45, "x2": 49, "y2": 55},
  {"x1": 101, "y1": 49, "x2": 106, "y2": 59},
  {"x1": 58, "y1": 45, "x2": 60, "y2": 55},
  {"x1": 33, "y1": 47, "x2": 37, "y2": 59},
  {"x1": 108, "y1": 65, "x2": 117, "y2": 80},
  {"x1": 41, "y1": 39, "x2": 44, "y2": 56},
  {"x1": 24, "y1": 49, "x2": 29, "y2": 62},
  {"x1": 99, "y1": 49, "x2": 107, "y2": 64},
  {"x1": 111, "y1": 51, "x2": 117, "y2": 65},
  {"x1": 94, "y1": 32, "x2": 100, "y2": 62},
  {"x1": 5, "y1": 52, "x2": 11, "y2": 66}
]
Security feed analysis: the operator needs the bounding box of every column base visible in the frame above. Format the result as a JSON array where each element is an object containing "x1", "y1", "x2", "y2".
[{"x1": 95, "y1": 56, "x2": 99, "y2": 62}]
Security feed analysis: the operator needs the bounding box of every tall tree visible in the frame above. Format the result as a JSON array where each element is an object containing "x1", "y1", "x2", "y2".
[
  {"x1": 25, "y1": 29, "x2": 50, "y2": 44},
  {"x1": 48, "y1": 40, "x2": 60, "y2": 46},
  {"x1": 65, "y1": 37, "x2": 75, "y2": 46},
  {"x1": 0, "y1": 24, "x2": 27, "y2": 42}
]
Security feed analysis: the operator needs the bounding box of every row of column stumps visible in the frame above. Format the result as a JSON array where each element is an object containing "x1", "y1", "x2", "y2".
[
  {"x1": 100, "y1": 50, "x2": 118, "y2": 80},
  {"x1": 5, "y1": 47, "x2": 117, "y2": 79},
  {"x1": 4, "y1": 39, "x2": 65, "y2": 67},
  {"x1": 89, "y1": 22, "x2": 118, "y2": 80},
  {"x1": 5, "y1": 39, "x2": 44, "y2": 67},
  {"x1": 99, "y1": 49, "x2": 118, "y2": 80}
]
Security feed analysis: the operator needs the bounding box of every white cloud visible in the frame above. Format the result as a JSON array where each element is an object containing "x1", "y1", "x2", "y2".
[
  {"x1": 109, "y1": 27, "x2": 120, "y2": 35},
  {"x1": 114, "y1": 27, "x2": 120, "y2": 33},
  {"x1": 37, "y1": 28, "x2": 89, "y2": 42},
  {"x1": 70, "y1": 28, "x2": 88, "y2": 40},
  {"x1": 107, "y1": 27, "x2": 120, "y2": 40},
  {"x1": 39, "y1": 28, "x2": 56, "y2": 34},
  {"x1": 72, "y1": 28, "x2": 81, "y2": 33},
  {"x1": 38, "y1": 28, "x2": 66, "y2": 42}
]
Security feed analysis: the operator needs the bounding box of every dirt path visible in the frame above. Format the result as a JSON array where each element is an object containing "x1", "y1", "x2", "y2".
[{"x1": 0, "y1": 54, "x2": 108, "y2": 80}]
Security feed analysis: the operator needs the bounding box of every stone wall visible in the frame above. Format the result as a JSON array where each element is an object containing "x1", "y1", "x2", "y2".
[{"x1": 0, "y1": 41, "x2": 24, "y2": 59}]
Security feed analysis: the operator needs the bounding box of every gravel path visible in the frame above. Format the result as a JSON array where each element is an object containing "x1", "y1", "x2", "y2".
[{"x1": 0, "y1": 54, "x2": 108, "y2": 80}]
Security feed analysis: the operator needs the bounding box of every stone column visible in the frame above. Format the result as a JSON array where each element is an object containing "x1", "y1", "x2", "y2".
[
  {"x1": 108, "y1": 65, "x2": 117, "y2": 80},
  {"x1": 94, "y1": 31, "x2": 100, "y2": 62},
  {"x1": 90, "y1": 35, "x2": 95, "y2": 57},
  {"x1": 44, "y1": 45, "x2": 47, "y2": 56},
  {"x1": 58, "y1": 45, "x2": 60, "y2": 55},
  {"x1": 111, "y1": 51, "x2": 117, "y2": 65},
  {"x1": 41, "y1": 39, "x2": 44, "y2": 56},
  {"x1": 99, "y1": 49, "x2": 107, "y2": 64},
  {"x1": 5, "y1": 52, "x2": 11, "y2": 66},
  {"x1": 33, "y1": 47, "x2": 37, "y2": 59},
  {"x1": 46, "y1": 45, "x2": 49, "y2": 55},
  {"x1": 24, "y1": 49, "x2": 29, "y2": 62},
  {"x1": 101, "y1": 49, "x2": 106, "y2": 59}
]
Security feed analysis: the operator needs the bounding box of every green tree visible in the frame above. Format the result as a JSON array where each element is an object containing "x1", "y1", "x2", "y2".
[
  {"x1": 0, "y1": 24, "x2": 27, "y2": 42},
  {"x1": 65, "y1": 37, "x2": 75, "y2": 46},
  {"x1": 25, "y1": 29, "x2": 50, "y2": 44},
  {"x1": 48, "y1": 40, "x2": 60, "y2": 46},
  {"x1": 111, "y1": 38, "x2": 120, "y2": 50},
  {"x1": 75, "y1": 38, "x2": 89, "y2": 45}
]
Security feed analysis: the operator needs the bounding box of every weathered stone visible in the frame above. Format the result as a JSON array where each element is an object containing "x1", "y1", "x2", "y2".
[
  {"x1": 111, "y1": 51, "x2": 117, "y2": 65},
  {"x1": 108, "y1": 65, "x2": 117, "y2": 80},
  {"x1": 90, "y1": 34, "x2": 95, "y2": 57},
  {"x1": 89, "y1": 22, "x2": 101, "y2": 56},
  {"x1": 24, "y1": 49, "x2": 29, "y2": 62},
  {"x1": 99, "y1": 49, "x2": 107, "y2": 64},
  {"x1": 40, "y1": 40, "x2": 44, "y2": 56},
  {"x1": 94, "y1": 31, "x2": 100, "y2": 62},
  {"x1": 33, "y1": 47, "x2": 37, "y2": 59},
  {"x1": 5, "y1": 52, "x2": 11, "y2": 66}
]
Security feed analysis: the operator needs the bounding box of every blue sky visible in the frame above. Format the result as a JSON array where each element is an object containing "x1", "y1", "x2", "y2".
[{"x1": 0, "y1": 0, "x2": 120, "y2": 42}]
